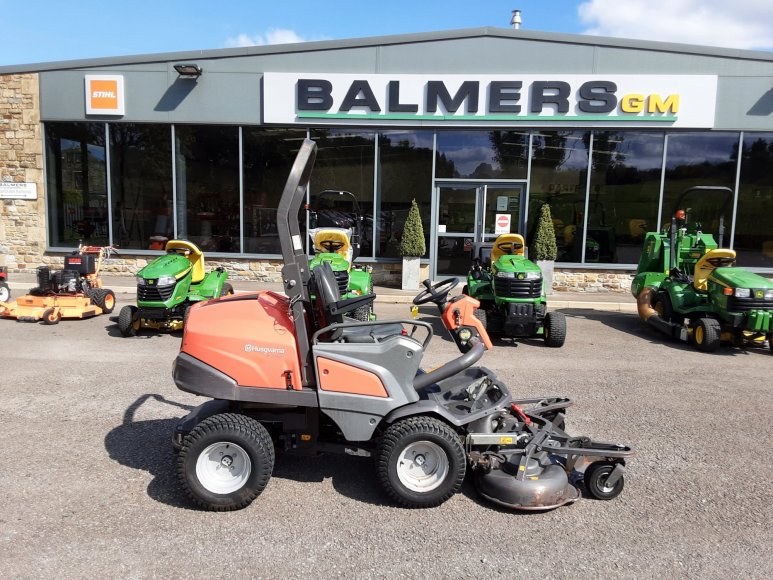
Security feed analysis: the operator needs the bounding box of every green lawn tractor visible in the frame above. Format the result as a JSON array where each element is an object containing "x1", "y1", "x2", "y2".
[
  {"x1": 115, "y1": 239, "x2": 232, "y2": 336},
  {"x1": 632, "y1": 186, "x2": 773, "y2": 353},
  {"x1": 308, "y1": 189, "x2": 374, "y2": 321},
  {"x1": 463, "y1": 233, "x2": 566, "y2": 347}
]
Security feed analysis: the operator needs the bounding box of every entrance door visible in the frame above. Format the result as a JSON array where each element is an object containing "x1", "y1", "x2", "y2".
[{"x1": 432, "y1": 183, "x2": 525, "y2": 278}]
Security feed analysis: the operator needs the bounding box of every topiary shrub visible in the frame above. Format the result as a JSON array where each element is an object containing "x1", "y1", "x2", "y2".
[
  {"x1": 531, "y1": 203, "x2": 558, "y2": 261},
  {"x1": 399, "y1": 199, "x2": 426, "y2": 258}
]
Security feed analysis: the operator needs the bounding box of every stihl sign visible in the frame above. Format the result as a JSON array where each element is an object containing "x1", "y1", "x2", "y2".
[{"x1": 85, "y1": 75, "x2": 125, "y2": 116}]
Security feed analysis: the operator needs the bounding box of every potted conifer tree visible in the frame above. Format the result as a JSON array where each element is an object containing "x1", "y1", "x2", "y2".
[
  {"x1": 531, "y1": 203, "x2": 558, "y2": 295},
  {"x1": 399, "y1": 199, "x2": 426, "y2": 290}
]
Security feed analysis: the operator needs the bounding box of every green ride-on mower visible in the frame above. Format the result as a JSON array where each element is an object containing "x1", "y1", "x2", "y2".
[
  {"x1": 632, "y1": 186, "x2": 773, "y2": 353},
  {"x1": 308, "y1": 189, "x2": 374, "y2": 321},
  {"x1": 463, "y1": 233, "x2": 566, "y2": 347},
  {"x1": 170, "y1": 138, "x2": 633, "y2": 513},
  {"x1": 114, "y1": 239, "x2": 232, "y2": 336}
]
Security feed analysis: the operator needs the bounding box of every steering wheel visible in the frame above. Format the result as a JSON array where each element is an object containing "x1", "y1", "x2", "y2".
[
  {"x1": 413, "y1": 278, "x2": 459, "y2": 306},
  {"x1": 497, "y1": 241, "x2": 522, "y2": 255}
]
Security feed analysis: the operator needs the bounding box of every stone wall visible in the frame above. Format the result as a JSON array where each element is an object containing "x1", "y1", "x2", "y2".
[
  {"x1": 0, "y1": 73, "x2": 45, "y2": 270},
  {"x1": 553, "y1": 269, "x2": 634, "y2": 293}
]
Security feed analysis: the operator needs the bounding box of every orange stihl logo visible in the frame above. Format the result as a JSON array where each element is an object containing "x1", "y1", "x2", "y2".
[{"x1": 89, "y1": 80, "x2": 119, "y2": 109}]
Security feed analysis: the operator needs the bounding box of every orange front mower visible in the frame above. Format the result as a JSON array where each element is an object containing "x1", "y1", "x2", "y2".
[{"x1": 0, "y1": 245, "x2": 117, "y2": 325}]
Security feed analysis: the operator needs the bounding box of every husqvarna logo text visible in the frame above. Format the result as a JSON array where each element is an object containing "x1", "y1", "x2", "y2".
[{"x1": 244, "y1": 344, "x2": 285, "y2": 356}]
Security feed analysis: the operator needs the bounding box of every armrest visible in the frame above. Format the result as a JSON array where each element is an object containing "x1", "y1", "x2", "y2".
[
  {"x1": 328, "y1": 293, "x2": 376, "y2": 316},
  {"x1": 412, "y1": 340, "x2": 486, "y2": 390}
]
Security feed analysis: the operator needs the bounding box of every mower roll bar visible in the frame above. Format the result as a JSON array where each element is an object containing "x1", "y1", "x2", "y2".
[{"x1": 311, "y1": 319, "x2": 433, "y2": 349}]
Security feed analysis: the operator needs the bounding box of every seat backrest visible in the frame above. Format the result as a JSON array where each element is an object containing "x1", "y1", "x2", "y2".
[
  {"x1": 693, "y1": 248, "x2": 736, "y2": 291},
  {"x1": 312, "y1": 261, "x2": 344, "y2": 330},
  {"x1": 313, "y1": 228, "x2": 352, "y2": 260},
  {"x1": 491, "y1": 233, "x2": 526, "y2": 263},
  {"x1": 166, "y1": 239, "x2": 205, "y2": 283}
]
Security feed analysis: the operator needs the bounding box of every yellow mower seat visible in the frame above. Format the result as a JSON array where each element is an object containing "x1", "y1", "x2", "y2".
[
  {"x1": 165, "y1": 240, "x2": 206, "y2": 283},
  {"x1": 693, "y1": 248, "x2": 736, "y2": 292},
  {"x1": 313, "y1": 229, "x2": 351, "y2": 257},
  {"x1": 492, "y1": 233, "x2": 526, "y2": 263}
]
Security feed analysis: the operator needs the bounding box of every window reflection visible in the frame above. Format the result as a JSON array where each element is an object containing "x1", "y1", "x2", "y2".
[
  {"x1": 175, "y1": 125, "x2": 240, "y2": 252},
  {"x1": 109, "y1": 124, "x2": 172, "y2": 250},
  {"x1": 243, "y1": 128, "x2": 307, "y2": 254},
  {"x1": 587, "y1": 131, "x2": 664, "y2": 264},
  {"x1": 527, "y1": 131, "x2": 589, "y2": 263},
  {"x1": 45, "y1": 122, "x2": 108, "y2": 246},
  {"x1": 311, "y1": 129, "x2": 375, "y2": 257},
  {"x1": 435, "y1": 130, "x2": 529, "y2": 179},
  {"x1": 737, "y1": 134, "x2": 773, "y2": 267},
  {"x1": 378, "y1": 130, "x2": 434, "y2": 257}
]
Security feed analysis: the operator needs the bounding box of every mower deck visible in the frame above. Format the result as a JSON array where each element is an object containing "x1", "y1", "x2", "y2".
[{"x1": 0, "y1": 293, "x2": 104, "y2": 323}]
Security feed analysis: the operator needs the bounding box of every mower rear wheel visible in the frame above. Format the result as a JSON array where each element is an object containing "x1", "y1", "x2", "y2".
[
  {"x1": 352, "y1": 305, "x2": 371, "y2": 322},
  {"x1": 461, "y1": 285, "x2": 469, "y2": 295},
  {"x1": 219, "y1": 283, "x2": 234, "y2": 298},
  {"x1": 768, "y1": 333, "x2": 772, "y2": 355},
  {"x1": 653, "y1": 291, "x2": 682, "y2": 325},
  {"x1": 0, "y1": 281, "x2": 9, "y2": 302},
  {"x1": 118, "y1": 305, "x2": 140, "y2": 337},
  {"x1": 41, "y1": 307, "x2": 60, "y2": 325},
  {"x1": 91, "y1": 288, "x2": 116, "y2": 314},
  {"x1": 585, "y1": 461, "x2": 625, "y2": 500},
  {"x1": 544, "y1": 311, "x2": 567, "y2": 347},
  {"x1": 376, "y1": 416, "x2": 465, "y2": 508},
  {"x1": 177, "y1": 413, "x2": 275, "y2": 511},
  {"x1": 692, "y1": 318, "x2": 721, "y2": 353}
]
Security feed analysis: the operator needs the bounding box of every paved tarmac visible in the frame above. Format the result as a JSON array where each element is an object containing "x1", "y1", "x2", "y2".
[{"x1": 0, "y1": 295, "x2": 770, "y2": 578}]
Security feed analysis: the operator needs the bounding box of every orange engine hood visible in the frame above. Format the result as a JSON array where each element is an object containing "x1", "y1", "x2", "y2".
[{"x1": 180, "y1": 291, "x2": 303, "y2": 390}]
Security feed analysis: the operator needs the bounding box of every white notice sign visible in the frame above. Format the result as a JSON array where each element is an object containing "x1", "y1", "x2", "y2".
[
  {"x1": 494, "y1": 213, "x2": 511, "y2": 234},
  {"x1": 496, "y1": 196, "x2": 508, "y2": 211},
  {"x1": 0, "y1": 182, "x2": 37, "y2": 200}
]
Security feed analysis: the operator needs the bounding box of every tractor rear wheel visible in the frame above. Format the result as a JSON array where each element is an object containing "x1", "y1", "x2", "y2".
[
  {"x1": 118, "y1": 305, "x2": 140, "y2": 337},
  {"x1": 544, "y1": 311, "x2": 567, "y2": 347},
  {"x1": 768, "y1": 333, "x2": 772, "y2": 355},
  {"x1": 692, "y1": 318, "x2": 721, "y2": 352},
  {"x1": 91, "y1": 288, "x2": 116, "y2": 314},
  {"x1": 352, "y1": 305, "x2": 371, "y2": 321},
  {"x1": 219, "y1": 283, "x2": 234, "y2": 298},
  {"x1": 177, "y1": 413, "x2": 274, "y2": 511},
  {"x1": 376, "y1": 416, "x2": 465, "y2": 508},
  {"x1": 42, "y1": 307, "x2": 60, "y2": 325},
  {"x1": 461, "y1": 285, "x2": 469, "y2": 295},
  {"x1": 654, "y1": 291, "x2": 682, "y2": 325},
  {"x1": 473, "y1": 308, "x2": 487, "y2": 330}
]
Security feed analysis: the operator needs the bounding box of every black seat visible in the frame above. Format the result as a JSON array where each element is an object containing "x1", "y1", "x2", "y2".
[{"x1": 312, "y1": 262, "x2": 403, "y2": 343}]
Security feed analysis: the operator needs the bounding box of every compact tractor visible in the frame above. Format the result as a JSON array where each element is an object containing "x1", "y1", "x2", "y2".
[
  {"x1": 463, "y1": 233, "x2": 566, "y2": 347},
  {"x1": 170, "y1": 139, "x2": 632, "y2": 512},
  {"x1": 115, "y1": 239, "x2": 232, "y2": 336},
  {"x1": 308, "y1": 189, "x2": 374, "y2": 321},
  {"x1": 632, "y1": 186, "x2": 773, "y2": 353},
  {"x1": 0, "y1": 244, "x2": 116, "y2": 324}
]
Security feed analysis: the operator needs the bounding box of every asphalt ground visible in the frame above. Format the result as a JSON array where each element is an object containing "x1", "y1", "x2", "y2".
[{"x1": 0, "y1": 295, "x2": 770, "y2": 578}]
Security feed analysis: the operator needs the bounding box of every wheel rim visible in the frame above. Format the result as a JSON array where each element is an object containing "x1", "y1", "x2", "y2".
[
  {"x1": 596, "y1": 470, "x2": 616, "y2": 494},
  {"x1": 695, "y1": 326, "x2": 704, "y2": 344},
  {"x1": 396, "y1": 441, "x2": 449, "y2": 493},
  {"x1": 105, "y1": 294, "x2": 115, "y2": 309},
  {"x1": 0, "y1": 287, "x2": 8, "y2": 302},
  {"x1": 195, "y1": 442, "x2": 252, "y2": 494}
]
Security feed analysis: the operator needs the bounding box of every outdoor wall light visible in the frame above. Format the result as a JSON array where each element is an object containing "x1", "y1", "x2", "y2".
[{"x1": 173, "y1": 64, "x2": 203, "y2": 78}]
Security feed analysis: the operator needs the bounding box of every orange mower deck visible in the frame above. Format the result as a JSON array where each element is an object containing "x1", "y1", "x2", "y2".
[{"x1": 0, "y1": 292, "x2": 114, "y2": 324}]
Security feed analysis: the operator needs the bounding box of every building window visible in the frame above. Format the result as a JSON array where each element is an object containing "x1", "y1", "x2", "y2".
[
  {"x1": 310, "y1": 129, "x2": 375, "y2": 257},
  {"x1": 587, "y1": 131, "x2": 665, "y2": 264},
  {"x1": 527, "y1": 131, "x2": 590, "y2": 263},
  {"x1": 109, "y1": 124, "x2": 173, "y2": 250},
  {"x1": 435, "y1": 130, "x2": 529, "y2": 179},
  {"x1": 45, "y1": 122, "x2": 108, "y2": 247},
  {"x1": 377, "y1": 130, "x2": 434, "y2": 258},
  {"x1": 174, "y1": 125, "x2": 240, "y2": 253},
  {"x1": 243, "y1": 128, "x2": 307, "y2": 254},
  {"x1": 737, "y1": 133, "x2": 773, "y2": 267},
  {"x1": 662, "y1": 132, "x2": 739, "y2": 242}
]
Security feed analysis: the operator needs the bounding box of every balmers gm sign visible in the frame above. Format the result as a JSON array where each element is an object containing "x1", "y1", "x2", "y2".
[{"x1": 263, "y1": 73, "x2": 717, "y2": 128}]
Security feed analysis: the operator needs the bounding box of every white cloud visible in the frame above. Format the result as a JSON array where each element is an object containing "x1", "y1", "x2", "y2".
[
  {"x1": 225, "y1": 28, "x2": 307, "y2": 48},
  {"x1": 578, "y1": 0, "x2": 773, "y2": 50}
]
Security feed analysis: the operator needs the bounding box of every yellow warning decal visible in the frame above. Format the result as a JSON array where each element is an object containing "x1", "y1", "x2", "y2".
[
  {"x1": 500, "y1": 436, "x2": 513, "y2": 444},
  {"x1": 518, "y1": 465, "x2": 526, "y2": 471}
]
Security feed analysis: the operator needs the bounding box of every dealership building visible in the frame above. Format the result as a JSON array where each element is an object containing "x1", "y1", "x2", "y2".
[{"x1": 1, "y1": 27, "x2": 772, "y2": 291}]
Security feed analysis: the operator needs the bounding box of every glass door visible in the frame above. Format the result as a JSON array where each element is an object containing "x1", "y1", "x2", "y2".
[
  {"x1": 434, "y1": 185, "x2": 482, "y2": 277},
  {"x1": 482, "y1": 185, "x2": 525, "y2": 242}
]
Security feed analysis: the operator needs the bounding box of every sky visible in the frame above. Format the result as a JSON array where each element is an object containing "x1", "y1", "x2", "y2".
[{"x1": 1, "y1": 0, "x2": 772, "y2": 67}]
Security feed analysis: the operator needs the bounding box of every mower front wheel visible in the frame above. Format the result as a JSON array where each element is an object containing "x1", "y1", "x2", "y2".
[
  {"x1": 118, "y1": 305, "x2": 140, "y2": 337},
  {"x1": 544, "y1": 311, "x2": 567, "y2": 347},
  {"x1": 692, "y1": 318, "x2": 721, "y2": 353},
  {"x1": 41, "y1": 307, "x2": 61, "y2": 325},
  {"x1": 376, "y1": 416, "x2": 466, "y2": 508},
  {"x1": 177, "y1": 413, "x2": 275, "y2": 511},
  {"x1": 585, "y1": 461, "x2": 625, "y2": 500},
  {"x1": 0, "y1": 281, "x2": 9, "y2": 303}
]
